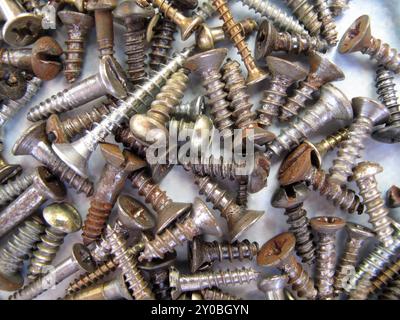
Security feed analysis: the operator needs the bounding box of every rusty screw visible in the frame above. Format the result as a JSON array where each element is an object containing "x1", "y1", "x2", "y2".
[
  {"x1": 58, "y1": 10, "x2": 94, "y2": 83},
  {"x1": 0, "y1": 167, "x2": 66, "y2": 238},
  {"x1": 257, "y1": 232, "x2": 317, "y2": 300}
]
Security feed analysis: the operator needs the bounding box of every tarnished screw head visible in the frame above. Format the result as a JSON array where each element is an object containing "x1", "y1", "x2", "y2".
[
  {"x1": 113, "y1": 0, "x2": 155, "y2": 23},
  {"x1": 42, "y1": 203, "x2": 82, "y2": 234},
  {"x1": 97, "y1": 55, "x2": 129, "y2": 99},
  {"x1": 338, "y1": 15, "x2": 371, "y2": 54},
  {"x1": 139, "y1": 251, "x2": 177, "y2": 272},
  {"x1": 352, "y1": 161, "x2": 383, "y2": 181},
  {"x1": 129, "y1": 113, "x2": 169, "y2": 146},
  {"x1": 0, "y1": 162, "x2": 22, "y2": 185},
  {"x1": 319, "y1": 84, "x2": 354, "y2": 121},
  {"x1": 190, "y1": 197, "x2": 223, "y2": 237},
  {"x1": 156, "y1": 202, "x2": 192, "y2": 234},
  {"x1": 271, "y1": 183, "x2": 309, "y2": 209},
  {"x1": 71, "y1": 243, "x2": 96, "y2": 273},
  {"x1": 309, "y1": 216, "x2": 346, "y2": 234},
  {"x1": 188, "y1": 237, "x2": 208, "y2": 273},
  {"x1": 190, "y1": 115, "x2": 214, "y2": 152},
  {"x1": 351, "y1": 97, "x2": 390, "y2": 125},
  {"x1": 257, "y1": 232, "x2": 296, "y2": 267},
  {"x1": 184, "y1": 48, "x2": 228, "y2": 74},
  {"x1": 267, "y1": 56, "x2": 308, "y2": 82},
  {"x1": 46, "y1": 115, "x2": 68, "y2": 144},
  {"x1": 308, "y1": 52, "x2": 345, "y2": 84},
  {"x1": 2, "y1": 13, "x2": 42, "y2": 47},
  {"x1": 58, "y1": 10, "x2": 94, "y2": 29},
  {"x1": 346, "y1": 222, "x2": 374, "y2": 240},
  {"x1": 116, "y1": 195, "x2": 155, "y2": 231},
  {"x1": 258, "y1": 274, "x2": 288, "y2": 294}
]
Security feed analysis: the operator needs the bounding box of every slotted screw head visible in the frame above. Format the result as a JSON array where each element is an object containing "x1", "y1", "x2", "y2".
[
  {"x1": 42, "y1": 203, "x2": 82, "y2": 234},
  {"x1": 338, "y1": 15, "x2": 371, "y2": 54},
  {"x1": 129, "y1": 114, "x2": 168, "y2": 146},
  {"x1": 97, "y1": 55, "x2": 129, "y2": 99},
  {"x1": 257, "y1": 232, "x2": 296, "y2": 267},
  {"x1": 116, "y1": 195, "x2": 155, "y2": 231},
  {"x1": 0, "y1": 163, "x2": 22, "y2": 184},
  {"x1": 2, "y1": 13, "x2": 42, "y2": 47},
  {"x1": 351, "y1": 97, "x2": 390, "y2": 126},
  {"x1": 247, "y1": 151, "x2": 271, "y2": 194},
  {"x1": 310, "y1": 216, "x2": 345, "y2": 233}
]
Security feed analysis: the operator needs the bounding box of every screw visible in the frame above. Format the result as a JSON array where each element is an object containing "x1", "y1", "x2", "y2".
[
  {"x1": 239, "y1": 0, "x2": 309, "y2": 36},
  {"x1": 0, "y1": 67, "x2": 28, "y2": 101},
  {"x1": 328, "y1": 98, "x2": 389, "y2": 186},
  {"x1": 139, "y1": 197, "x2": 222, "y2": 262},
  {"x1": 46, "y1": 99, "x2": 117, "y2": 144},
  {"x1": 66, "y1": 242, "x2": 145, "y2": 295},
  {"x1": 130, "y1": 68, "x2": 189, "y2": 145},
  {"x1": 139, "y1": 252, "x2": 176, "y2": 300},
  {"x1": 0, "y1": 37, "x2": 63, "y2": 81},
  {"x1": 60, "y1": 0, "x2": 87, "y2": 12},
  {"x1": 334, "y1": 222, "x2": 374, "y2": 296},
  {"x1": 12, "y1": 123, "x2": 94, "y2": 195},
  {"x1": 107, "y1": 225, "x2": 154, "y2": 300},
  {"x1": 196, "y1": 18, "x2": 258, "y2": 51},
  {"x1": 0, "y1": 167, "x2": 65, "y2": 238},
  {"x1": 329, "y1": 0, "x2": 350, "y2": 17},
  {"x1": 27, "y1": 56, "x2": 128, "y2": 122},
  {"x1": 184, "y1": 48, "x2": 235, "y2": 139},
  {"x1": 0, "y1": 169, "x2": 36, "y2": 206},
  {"x1": 28, "y1": 203, "x2": 82, "y2": 280},
  {"x1": 310, "y1": 216, "x2": 345, "y2": 299},
  {"x1": 313, "y1": 0, "x2": 338, "y2": 46},
  {"x1": 188, "y1": 236, "x2": 259, "y2": 273},
  {"x1": 201, "y1": 288, "x2": 241, "y2": 300},
  {"x1": 266, "y1": 84, "x2": 353, "y2": 159},
  {"x1": 51, "y1": 47, "x2": 193, "y2": 178},
  {"x1": 278, "y1": 142, "x2": 364, "y2": 214},
  {"x1": 236, "y1": 179, "x2": 248, "y2": 208},
  {"x1": 169, "y1": 266, "x2": 259, "y2": 300},
  {"x1": 370, "y1": 259, "x2": 400, "y2": 297},
  {"x1": 194, "y1": 175, "x2": 264, "y2": 241},
  {"x1": 9, "y1": 243, "x2": 95, "y2": 300},
  {"x1": 280, "y1": 53, "x2": 345, "y2": 122},
  {"x1": 258, "y1": 275, "x2": 289, "y2": 300},
  {"x1": 353, "y1": 161, "x2": 394, "y2": 247},
  {"x1": 114, "y1": 1, "x2": 155, "y2": 84},
  {"x1": 222, "y1": 58, "x2": 276, "y2": 146},
  {"x1": 255, "y1": 20, "x2": 328, "y2": 60},
  {"x1": 0, "y1": 152, "x2": 21, "y2": 184},
  {"x1": 271, "y1": 183, "x2": 315, "y2": 265},
  {"x1": 0, "y1": 216, "x2": 45, "y2": 291},
  {"x1": 372, "y1": 66, "x2": 400, "y2": 143},
  {"x1": 257, "y1": 232, "x2": 317, "y2": 299},
  {"x1": 58, "y1": 11, "x2": 94, "y2": 83},
  {"x1": 0, "y1": 0, "x2": 42, "y2": 47},
  {"x1": 130, "y1": 169, "x2": 192, "y2": 233},
  {"x1": 313, "y1": 128, "x2": 350, "y2": 162},
  {"x1": 82, "y1": 143, "x2": 147, "y2": 245},
  {"x1": 212, "y1": 0, "x2": 268, "y2": 85},
  {"x1": 194, "y1": 0, "x2": 216, "y2": 21},
  {"x1": 282, "y1": 0, "x2": 321, "y2": 36},
  {"x1": 339, "y1": 15, "x2": 400, "y2": 74},
  {"x1": 379, "y1": 277, "x2": 400, "y2": 300},
  {"x1": 257, "y1": 56, "x2": 308, "y2": 128},
  {"x1": 172, "y1": 96, "x2": 205, "y2": 121},
  {"x1": 387, "y1": 185, "x2": 400, "y2": 208}
]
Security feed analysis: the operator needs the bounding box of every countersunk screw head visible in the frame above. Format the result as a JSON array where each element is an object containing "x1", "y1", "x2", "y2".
[
  {"x1": 310, "y1": 216, "x2": 346, "y2": 234},
  {"x1": 247, "y1": 151, "x2": 271, "y2": 194},
  {"x1": 257, "y1": 232, "x2": 296, "y2": 267},
  {"x1": 308, "y1": 52, "x2": 345, "y2": 84},
  {"x1": 33, "y1": 166, "x2": 66, "y2": 201},
  {"x1": 113, "y1": 0, "x2": 155, "y2": 22},
  {"x1": 42, "y1": 203, "x2": 82, "y2": 234},
  {"x1": 258, "y1": 274, "x2": 288, "y2": 293},
  {"x1": 98, "y1": 55, "x2": 129, "y2": 99},
  {"x1": 71, "y1": 243, "x2": 96, "y2": 273},
  {"x1": 156, "y1": 202, "x2": 192, "y2": 234},
  {"x1": 271, "y1": 183, "x2": 309, "y2": 209},
  {"x1": 266, "y1": 56, "x2": 308, "y2": 81},
  {"x1": 346, "y1": 222, "x2": 374, "y2": 240},
  {"x1": 319, "y1": 84, "x2": 353, "y2": 121},
  {"x1": 2, "y1": 13, "x2": 42, "y2": 47},
  {"x1": 351, "y1": 97, "x2": 390, "y2": 126},
  {"x1": 184, "y1": 48, "x2": 228, "y2": 74},
  {"x1": 352, "y1": 161, "x2": 383, "y2": 181},
  {"x1": 86, "y1": 0, "x2": 118, "y2": 10},
  {"x1": 189, "y1": 197, "x2": 223, "y2": 237},
  {"x1": 13, "y1": 122, "x2": 46, "y2": 156},
  {"x1": 46, "y1": 115, "x2": 68, "y2": 144},
  {"x1": 116, "y1": 195, "x2": 155, "y2": 231},
  {"x1": 338, "y1": 15, "x2": 371, "y2": 54},
  {"x1": 255, "y1": 20, "x2": 276, "y2": 60},
  {"x1": 58, "y1": 11, "x2": 94, "y2": 30},
  {"x1": 188, "y1": 236, "x2": 208, "y2": 273}
]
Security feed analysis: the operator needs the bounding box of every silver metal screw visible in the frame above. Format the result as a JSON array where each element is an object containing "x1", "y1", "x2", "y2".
[
  {"x1": 0, "y1": 169, "x2": 35, "y2": 206},
  {"x1": 282, "y1": 0, "x2": 321, "y2": 35},
  {"x1": 258, "y1": 275, "x2": 289, "y2": 300},
  {"x1": 172, "y1": 96, "x2": 205, "y2": 121}
]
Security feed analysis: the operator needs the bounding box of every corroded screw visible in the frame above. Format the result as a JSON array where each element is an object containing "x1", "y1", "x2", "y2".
[
  {"x1": 58, "y1": 10, "x2": 94, "y2": 83},
  {"x1": 334, "y1": 222, "x2": 374, "y2": 296},
  {"x1": 313, "y1": 0, "x2": 338, "y2": 46},
  {"x1": 372, "y1": 66, "x2": 400, "y2": 143},
  {"x1": 188, "y1": 236, "x2": 259, "y2": 273},
  {"x1": 280, "y1": 52, "x2": 345, "y2": 122},
  {"x1": 169, "y1": 266, "x2": 259, "y2": 300},
  {"x1": 271, "y1": 183, "x2": 315, "y2": 265},
  {"x1": 28, "y1": 203, "x2": 82, "y2": 280},
  {"x1": 353, "y1": 161, "x2": 394, "y2": 247},
  {"x1": 114, "y1": 1, "x2": 155, "y2": 84},
  {"x1": 257, "y1": 56, "x2": 307, "y2": 128},
  {"x1": 27, "y1": 55, "x2": 128, "y2": 122},
  {"x1": 212, "y1": 0, "x2": 268, "y2": 85},
  {"x1": 9, "y1": 243, "x2": 95, "y2": 300},
  {"x1": 338, "y1": 15, "x2": 400, "y2": 74},
  {"x1": 258, "y1": 275, "x2": 289, "y2": 300},
  {"x1": 0, "y1": 216, "x2": 44, "y2": 292},
  {"x1": 184, "y1": 48, "x2": 234, "y2": 139},
  {"x1": 194, "y1": 174, "x2": 264, "y2": 242},
  {"x1": 195, "y1": 0, "x2": 215, "y2": 21},
  {"x1": 255, "y1": 20, "x2": 328, "y2": 59},
  {"x1": 266, "y1": 84, "x2": 353, "y2": 159},
  {"x1": 257, "y1": 232, "x2": 317, "y2": 300},
  {"x1": 328, "y1": 98, "x2": 389, "y2": 186},
  {"x1": 82, "y1": 143, "x2": 146, "y2": 245},
  {"x1": 310, "y1": 216, "x2": 345, "y2": 300},
  {"x1": 0, "y1": 167, "x2": 66, "y2": 238},
  {"x1": 139, "y1": 197, "x2": 222, "y2": 262},
  {"x1": 12, "y1": 122, "x2": 94, "y2": 196}
]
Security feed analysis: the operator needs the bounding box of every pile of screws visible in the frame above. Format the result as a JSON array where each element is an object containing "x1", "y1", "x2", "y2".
[{"x1": 0, "y1": 0, "x2": 399, "y2": 301}]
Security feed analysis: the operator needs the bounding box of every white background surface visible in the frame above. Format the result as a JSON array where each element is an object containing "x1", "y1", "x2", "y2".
[{"x1": 0, "y1": 0, "x2": 400, "y2": 300}]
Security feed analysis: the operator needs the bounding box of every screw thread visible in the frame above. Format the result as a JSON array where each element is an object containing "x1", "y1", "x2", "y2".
[
  {"x1": 183, "y1": 155, "x2": 240, "y2": 180},
  {"x1": 355, "y1": 173, "x2": 394, "y2": 247},
  {"x1": 149, "y1": 18, "x2": 177, "y2": 70},
  {"x1": 236, "y1": 179, "x2": 248, "y2": 208},
  {"x1": 307, "y1": 167, "x2": 364, "y2": 214},
  {"x1": 108, "y1": 226, "x2": 154, "y2": 300},
  {"x1": 275, "y1": 31, "x2": 328, "y2": 55},
  {"x1": 205, "y1": 239, "x2": 259, "y2": 263},
  {"x1": 0, "y1": 171, "x2": 34, "y2": 206},
  {"x1": 329, "y1": 0, "x2": 350, "y2": 17},
  {"x1": 329, "y1": 117, "x2": 373, "y2": 186},
  {"x1": 279, "y1": 81, "x2": 318, "y2": 122},
  {"x1": 283, "y1": 0, "x2": 321, "y2": 35},
  {"x1": 200, "y1": 67, "x2": 234, "y2": 137},
  {"x1": 222, "y1": 59, "x2": 258, "y2": 130},
  {"x1": 149, "y1": 269, "x2": 171, "y2": 300},
  {"x1": 114, "y1": 126, "x2": 147, "y2": 157},
  {"x1": 28, "y1": 227, "x2": 66, "y2": 280},
  {"x1": 285, "y1": 205, "x2": 315, "y2": 265},
  {"x1": 201, "y1": 288, "x2": 241, "y2": 300},
  {"x1": 348, "y1": 273, "x2": 372, "y2": 300},
  {"x1": 195, "y1": 0, "x2": 216, "y2": 21},
  {"x1": 314, "y1": 128, "x2": 350, "y2": 157},
  {"x1": 173, "y1": 97, "x2": 205, "y2": 121},
  {"x1": 82, "y1": 200, "x2": 113, "y2": 245},
  {"x1": 379, "y1": 278, "x2": 400, "y2": 300},
  {"x1": 375, "y1": 66, "x2": 400, "y2": 126},
  {"x1": 124, "y1": 21, "x2": 147, "y2": 84},
  {"x1": 370, "y1": 259, "x2": 400, "y2": 295},
  {"x1": 365, "y1": 37, "x2": 400, "y2": 74},
  {"x1": 314, "y1": 0, "x2": 337, "y2": 45},
  {"x1": 0, "y1": 216, "x2": 44, "y2": 276},
  {"x1": 240, "y1": 0, "x2": 308, "y2": 35}
]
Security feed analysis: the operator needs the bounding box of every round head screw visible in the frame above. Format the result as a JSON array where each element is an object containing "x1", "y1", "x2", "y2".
[
  {"x1": 258, "y1": 275, "x2": 288, "y2": 300},
  {"x1": 310, "y1": 216, "x2": 346, "y2": 234},
  {"x1": 195, "y1": 23, "x2": 225, "y2": 51},
  {"x1": 116, "y1": 195, "x2": 155, "y2": 231},
  {"x1": 42, "y1": 203, "x2": 82, "y2": 234},
  {"x1": 351, "y1": 97, "x2": 390, "y2": 126},
  {"x1": 190, "y1": 115, "x2": 214, "y2": 152},
  {"x1": 339, "y1": 15, "x2": 371, "y2": 54}
]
